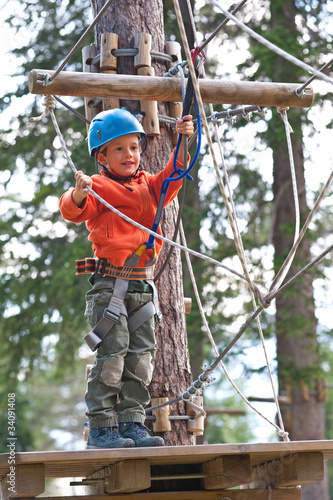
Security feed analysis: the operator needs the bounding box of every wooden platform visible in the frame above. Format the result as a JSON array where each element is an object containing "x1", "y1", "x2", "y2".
[{"x1": 1, "y1": 440, "x2": 333, "y2": 499}]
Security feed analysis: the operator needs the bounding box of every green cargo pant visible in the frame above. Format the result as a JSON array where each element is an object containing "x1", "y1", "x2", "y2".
[{"x1": 84, "y1": 276, "x2": 157, "y2": 428}]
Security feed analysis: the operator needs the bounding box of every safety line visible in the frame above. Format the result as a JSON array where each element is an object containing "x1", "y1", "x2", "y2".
[
  {"x1": 173, "y1": 0, "x2": 266, "y2": 309},
  {"x1": 180, "y1": 222, "x2": 289, "y2": 440},
  {"x1": 268, "y1": 107, "x2": 300, "y2": 295},
  {"x1": 210, "y1": 0, "x2": 333, "y2": 87},
  {"x1": 267, "y1": 166, "x2": 333, "y2": 299}
]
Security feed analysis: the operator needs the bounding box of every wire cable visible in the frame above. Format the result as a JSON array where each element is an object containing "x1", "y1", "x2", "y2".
[
  {"x1": 47, "y1": 0, "x2": 115, "y2": 85},
  {"x1": 209, "y1": 0, "x2": 333, "y2": 87}
]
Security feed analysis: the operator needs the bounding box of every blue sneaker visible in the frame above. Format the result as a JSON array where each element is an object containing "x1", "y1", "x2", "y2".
[
  {"x1": 119, "y1": 422, "x2": 165, "y2": 447},
  {"x1": 86, "y1": 427, "x2": 135, "y2": 449}
]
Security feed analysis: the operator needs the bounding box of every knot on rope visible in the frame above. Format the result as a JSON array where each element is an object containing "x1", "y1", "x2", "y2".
[
  {"x1": 277, "y1": 106, "x2": 294, "y2": 134},
  {"x1": 278, "y1": 429, "x2": 290, "y2": 441},
  {"x1": 30, "y1": 95, "x2": 56, "y2": 122}
]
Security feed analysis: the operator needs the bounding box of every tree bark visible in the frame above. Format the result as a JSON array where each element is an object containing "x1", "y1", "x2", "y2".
[
  {"x1": 270, "y1": 2, "x2": 329, "y2": 498},
  {"x1": 91, "y1": 0, "x2": 194, "y2": 446}
]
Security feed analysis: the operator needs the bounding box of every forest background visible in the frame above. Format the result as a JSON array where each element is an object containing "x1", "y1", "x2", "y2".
[{"x1": 1, "y1": 0, "x2": 333, "y2": 494}]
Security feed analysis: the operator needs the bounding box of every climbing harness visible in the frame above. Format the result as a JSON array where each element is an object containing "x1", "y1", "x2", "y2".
[{"x1": 84, "y1": 275, "x2": 162, "y2": 352}]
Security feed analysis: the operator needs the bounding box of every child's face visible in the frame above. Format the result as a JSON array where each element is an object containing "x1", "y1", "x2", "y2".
[{"x1": 99, "y1": 133, "x2": 141, "y2": 178}]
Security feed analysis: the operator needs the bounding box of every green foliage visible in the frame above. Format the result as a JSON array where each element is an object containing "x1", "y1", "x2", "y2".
[{"x1": 0, "y1": 0, "x2": 93, "y2": 451}]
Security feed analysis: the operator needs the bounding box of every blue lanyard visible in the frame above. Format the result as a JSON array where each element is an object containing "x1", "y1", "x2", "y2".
[{"x1": 145, "y1": 74, "x2": 201, "y2": 250}]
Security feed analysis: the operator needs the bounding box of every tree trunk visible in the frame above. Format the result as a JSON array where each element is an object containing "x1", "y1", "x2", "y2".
[
  {"x1": 91, "y1": 0, "x2": 194, "y2": 446},
  {"x1": 270, "y1": 2, "x2": 329, "y2": 498}
]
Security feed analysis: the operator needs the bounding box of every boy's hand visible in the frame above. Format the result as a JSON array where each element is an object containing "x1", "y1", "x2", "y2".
[
  {"x1": 73, "y1": 170, "x2": 93, "y2": 207},
  {"x1": 176, "y1": 115, "x2": 194, "y2": 138},
  {"x1": 176, "y1": 115, "x2": 194, "y2": 164}
]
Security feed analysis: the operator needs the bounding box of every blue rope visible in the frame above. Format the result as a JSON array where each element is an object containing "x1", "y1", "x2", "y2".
[{"x1": 145, "y1": 96, "x2": 201, "y2": 249}]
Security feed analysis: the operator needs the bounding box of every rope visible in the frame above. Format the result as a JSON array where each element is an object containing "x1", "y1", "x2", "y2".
[
  {"x1": 147, "y1": 237, "x2": 333, "y2": 415},
  {"x1": 172, "y1": 0, "x2": 266, "y2": 309},
  {"x1": 266, "y1": 166, "x2": 333, "y2": 301},
  {"x1": 149, "y1": 239, "x2": 333, "y2": 418},
  {"x1": 180, "y1": 223, "x2": 289, "y2": 440},
  {"x1": 163, "y1": 0, "x2": 248, "y2": 78},
  {"x1": 156, "y1": 2, "x2": 288, "y2": 439},
  {"x1": 209, "y1": 0, "x2": 333, "y2": 87},
  {"x1": 268, "y1": 107, "x2": 300, "y2": 295},
  {"x1": 30, "y1": 95, "x2": 55, "y2": 122},
  {"x1": 154, "y1": 64, "x2": 188, "y2": 282}
]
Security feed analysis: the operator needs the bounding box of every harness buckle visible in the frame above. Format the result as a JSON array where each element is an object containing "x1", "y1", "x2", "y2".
[
  {"x1": 103, "y1": 308, "x2": 121, "y2": 324},
  {"x1": 96, "y1": 258, "x2": 107, "y2": 277}
]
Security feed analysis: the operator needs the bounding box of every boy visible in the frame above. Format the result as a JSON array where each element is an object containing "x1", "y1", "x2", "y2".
[{"x1": 59, "y1": 108, "x2": 194, "y2": 448}]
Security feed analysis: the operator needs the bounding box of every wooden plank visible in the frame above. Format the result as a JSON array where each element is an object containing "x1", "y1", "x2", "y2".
[
  {"x1": 202, "y1": 454, "x2": 252, "y2": 489},
  {"x1": 13, "y1": 487, "x2": 302, "y2": 500},
  {"x1": 251, "y1": 452, "x2": 324, "y2": 488},
  {"x1": 28, "y1": 69, "x2": 314, "y2": 108},
  {"x1": 100, "y1": 32, "x2": 120, "y2": 111},
  {"x1": 1, "y1": 441, "x2": 332, "y2": 479},
  {"x1": 1, "y1": 464, "x2": 45, "y2": 499}
]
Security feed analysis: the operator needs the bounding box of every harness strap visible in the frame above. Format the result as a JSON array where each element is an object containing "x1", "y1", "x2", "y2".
[
  {"x1": 147, "y1": 279, "x2": 163, "y2": 324},
  {"x1": 127, "y1": 278, "x2": 162, "y2": 334},
  {"x1": 84, "y1": 278, "x2": 162, "y2": 351},
  {"x1": 84, "y1": 278, "x2": 129, "y2": 351},
  {"x1": 76, "y1": 258, "x2": 155, "y2": 280},
  {"x1": 128, "y1": 301, "x2": 155, "y2": 334}
]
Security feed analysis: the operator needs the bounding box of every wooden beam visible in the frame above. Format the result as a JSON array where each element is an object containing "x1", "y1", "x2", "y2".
[
  {"x1": 1, "y1": 464, "x2": 45, "y2": 500},
  {"x1": 15, "y1": 487, "x2": 302, "y2": 500},
  {"x1": 72, "y1": 459, "x2": 151, "y2": 493},
  {"x1": 202, "y1": 454, "x2": 252, "y2": 489},
  {"x1": 101, "y1": 459, "x2": 151, "y2": 493},
  {"x1": 251, "y1": 452, "x2": 324, "y2": 488},
  {"x1": 28, "y1": 69, "x2": 314, "y2": 108}
]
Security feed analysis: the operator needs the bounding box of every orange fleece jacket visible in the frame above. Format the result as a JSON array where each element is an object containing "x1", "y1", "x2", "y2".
[{"x1": 59, "y1": 151, "x2": 186, "y2": 268}]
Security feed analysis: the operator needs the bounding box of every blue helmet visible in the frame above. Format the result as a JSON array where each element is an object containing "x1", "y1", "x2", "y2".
[{"x1": 88, "y1": 108, "x2": 146, "y2": 157}]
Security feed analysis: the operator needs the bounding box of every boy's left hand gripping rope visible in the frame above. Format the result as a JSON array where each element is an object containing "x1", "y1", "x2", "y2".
[{"x1": 30, "y1": 96, "x2": 56, "y2": 122}]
